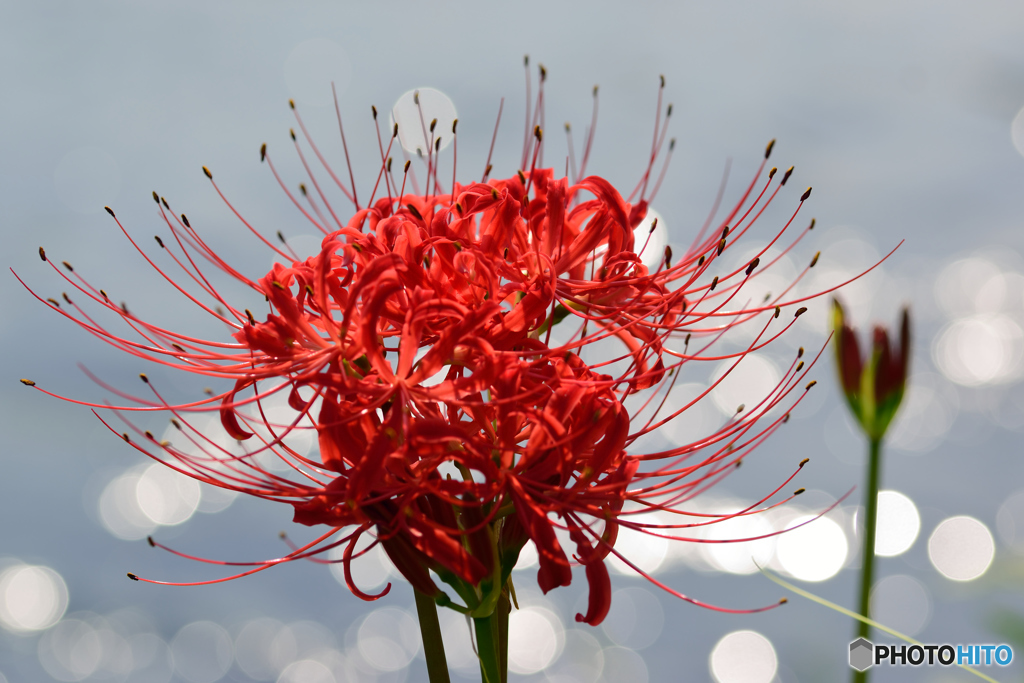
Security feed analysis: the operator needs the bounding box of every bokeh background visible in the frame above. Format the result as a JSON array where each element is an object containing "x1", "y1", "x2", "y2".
[{"x1": 3, "y1": 1, "x2": 1024, "y2": 681}]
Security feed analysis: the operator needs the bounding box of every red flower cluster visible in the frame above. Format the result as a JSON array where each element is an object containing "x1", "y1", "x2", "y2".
[{"x1": 19, "y1": 72, "x2": 842, "y2": 626}]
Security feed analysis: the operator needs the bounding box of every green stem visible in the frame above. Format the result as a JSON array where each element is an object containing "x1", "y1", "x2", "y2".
[
  {"x1": 414, "y1": 590, "x2": 451, "y2": 683},
  {"x1": 496, "y1": 591, "x2": 510, "y2": 683},
  {"x1": 474, "y1": 611, "x2": 503, "y2": 683},
  {"x1": 852, "y1": 436, "x2": 882, "y2": 683}
]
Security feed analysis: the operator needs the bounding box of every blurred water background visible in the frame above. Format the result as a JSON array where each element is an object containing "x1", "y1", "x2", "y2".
[{"x1": 2, "y1": 2, "x2": 1024, "y2": 681}]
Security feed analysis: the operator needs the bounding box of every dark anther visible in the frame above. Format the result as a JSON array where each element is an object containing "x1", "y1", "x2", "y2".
[
  {"x1": 781, "y1": 166, "x2": 794, "y2": 186},
  {"x1": 765, "y1": 138, "x2": 776, "y2": 159},
  {"x1": 104, "y1": 206, "x2": 115, "y2": 217}
]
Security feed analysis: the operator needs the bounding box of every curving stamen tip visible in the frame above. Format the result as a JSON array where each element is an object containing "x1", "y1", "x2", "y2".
[
  {"x1": 765, "y1": 138, "x2": 776, "y2": 159},
  {"x1": 392, "y1": 123, "x2": 399, "y2": 138},
  {"x1": 276, "y1": 231, "x2": 286, "y2": 244},
  {"x1": 793, "y1": 488, "x2": 806, "y2": 496},
  {"x1": 664, "y1": 245, "x2": 672, "y2": 268},
  {"x1": 298, "y1": 183, "x2": 307, "y2": 196},
  {"x1": 797, "y1": 346, "x2": 805, "y2": 358},
  {"x1": 154, "y1": 235, "x2": 164, "y2": 248},
  {"x1": 452, "y1": 118, "x2": 458, "y2": 134},
  {"x1": 779, "y1": 598, "x2": 788, "y2": 605},
  {"x1": 710, "y1": 275, "x2": 719, "y2": 291},
  {"x1": 413, "y1": 91, "x2": 419, "y2": 105},
  {"x1": 278, "y1": 531, "x2": 287, "y2": 539},
  {"x1": 147, "y1": 536, "x2": 155, "y2": 547},
  {"x1": 659, "y1": 74, "x2": 665, "y2": 88},
  {"x1": 144, "y1": 430, "x2": 153, "y2": 440},
  {"x1": 768, "y1": 166, "x2": 778, "y2": 179},
  {"x1": 523, "y1": 54, "x2": 529, "y2": 66},
  {"x1": 62, "y1": 260, "x2": 73, "y2": 272},
  {"x1": 180, "y1": 214, "x2": 190, "y2": 228},
  {"x1": 139, "y1": 373, "x2": 149, "y2": 383},
  {"x1": 782, "y1": 413, "x2": 791, "y2": 423},
  {"x1": 794, "y1": 307, "x2": 807, "y2": 318},
  {"x1": 593, "y1": 84, "x2": 599, "y2": 97},
  {"x1": 151, "y1": 191, "x2": 159, "y2": 204},
  {"x1": 736, "y1": 404, "x2": 745, "y2": 414},
  {"x1": 534, "y1": 125, "x2": 542, "y2": 141},
  {"x1": 774, "y1": 306, "x2": 781, "y2": 319},
  {"x1": 202, "y1": 166, "x2": 212, "y2": 180},
  {"x1": 649, "y1": 217, "x2": 658, "y2": 233},
  {"x1": 160, "y1": 196, "x2": 169, "y2": 210},
  {"x1": 745, "y1": 257, "x2": 760, "y2": 276},
  {"x1": 800, "y1": 187, "x2": 812, "y2": 202},
  {"x1": 104, "y1": 206, "x2": 115, "y2": 218},
  {"x1": 260, "y1": 143, "x2": 267, "y2": 162},
  {"x1": 781, "y1": 166, "x2": 794, "y2": 186},
  {"x1": 810, "y1": 251, "x2": 820, "y2": 268},
  {"x1": 539, "y1": 64, "x2": 547, "y2": 81},
  {"x1": 38, "y1": 247, "x2": 46, "y2": 261},
  {"x1": 717, "y1": 237, "x2": 726, "y2": 257},
  {"x1": 127, "y1": 573, "x2": 138, "y2": 581},
  {"x1": 19, "y1": 379, "x2": 35, "y2": 386},
  {"x1": 429, "y1": 118, "x2": 437, "y2": 133},
  {"x1": 289, "y1": 128, "x2": 296, "y2": 142},
  {"x1": 122, "y1": 433, "x2": 130, "y2": 442},
  {"x1": 805, "y1": 380, "x2": 817, "y2": 390},
  {"x1": 799, "y1": 457, "x2": 809, "y2": 467},
  {"x1": 170, "y1": 418, "x2": 181, "y2": 430},
  {"x1": 808, "y1": 218, "x2": 816, "y2": 230},
  {"x1": 288, "y1": 99, "x2": 295, "y2": 110},
  {"x1": 371, "y1": 105, "x2": 378, "y2": 120},
  {"x1": 245, "y1": 309, "x2": 256, "y2": 326},
  {"x1": 666, "y1": 103, "x2": 673, "y2": 117},
  {"x1": 403, "y1": 160, "x2": 411, "y2": 174}
]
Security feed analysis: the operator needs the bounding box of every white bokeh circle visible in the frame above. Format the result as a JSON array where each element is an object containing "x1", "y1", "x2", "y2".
[{"x1": 928, "y1": 516, "x2": 995, "y2": 581}]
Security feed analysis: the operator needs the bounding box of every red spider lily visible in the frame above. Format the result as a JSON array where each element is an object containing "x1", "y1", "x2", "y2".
[{"x1": 17, "y1": 66, "x2": 878, "y2": 630}]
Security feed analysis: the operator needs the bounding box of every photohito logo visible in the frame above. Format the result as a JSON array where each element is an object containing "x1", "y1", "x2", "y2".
[{"x1": 849, "y1": 638, "x2": 1013, "y2": 671}]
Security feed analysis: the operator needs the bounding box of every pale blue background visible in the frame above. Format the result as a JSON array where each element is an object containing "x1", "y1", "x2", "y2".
[{"x1": 2, "y1": 1, "x2": 1024, "y2": 681}]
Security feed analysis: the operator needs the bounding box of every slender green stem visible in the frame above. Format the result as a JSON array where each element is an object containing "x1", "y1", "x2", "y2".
[
  {"x1": 852, "y1": 436, "x2": 882, "y2": 683},
  {"x1": 496, "y1": 591, "x2": 510, "y2": 683},
  {"x1": 474, "y1": 612, "x2": 502, "y2": 683},
  {"x1": 414, "y1": 590, "x2": 451, "y2": 683}
]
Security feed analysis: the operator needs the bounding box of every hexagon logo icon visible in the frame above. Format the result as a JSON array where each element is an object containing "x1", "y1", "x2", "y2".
[{"x1": 849, "y1": 638, "x2": 874, "y2": 671}]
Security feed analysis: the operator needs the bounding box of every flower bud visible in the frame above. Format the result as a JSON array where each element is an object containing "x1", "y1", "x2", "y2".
[{"x1": 832, "y1": 299, "x2": 910, "y2": 440}]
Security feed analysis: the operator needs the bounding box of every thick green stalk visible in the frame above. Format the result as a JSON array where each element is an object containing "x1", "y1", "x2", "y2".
[
  {"x1": 496, "y1": 591, "x2": 510, "y2": 683},
  {"x1": 414, "y1": 590, "x2": 451, "y2": 683},
  {"x1": 852, "y1": 436, "x2": 882, "y2": 683},
  {"x1": 473, "y1": 612, "x2": 503, "y2": 683}
]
